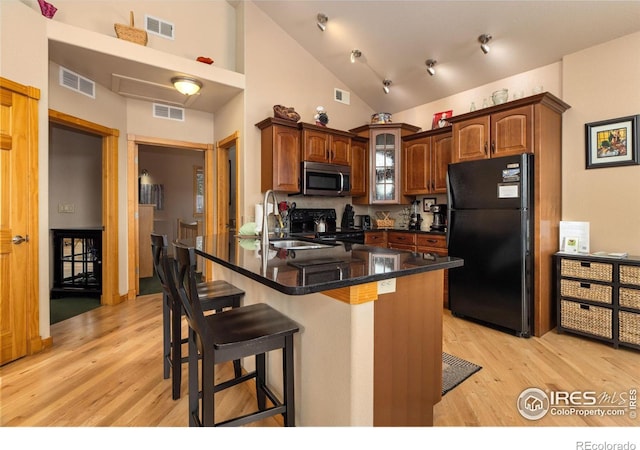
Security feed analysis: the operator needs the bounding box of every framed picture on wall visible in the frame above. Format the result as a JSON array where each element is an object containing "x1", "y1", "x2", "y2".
[
  {"x1": 432, "y1": 110, "x2": 453, "y2": 129},
  {"x1": 585, "y1": 115, "x2": 640, "y2": 169},
  {"x1": 423, "y1": 197, "x2": 436, "y2": 212}
]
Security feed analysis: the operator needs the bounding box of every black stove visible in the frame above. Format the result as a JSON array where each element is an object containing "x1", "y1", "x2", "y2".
[{"x1": 289, "y1": 208, "x2": 364, "y2": 244}]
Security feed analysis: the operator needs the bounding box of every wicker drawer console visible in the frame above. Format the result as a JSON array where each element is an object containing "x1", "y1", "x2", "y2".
[{"x1": 554, "y1": 253, "x2": 640, "y2": 350}]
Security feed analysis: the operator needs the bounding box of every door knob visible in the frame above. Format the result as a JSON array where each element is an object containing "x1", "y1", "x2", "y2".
[{"x1": 12, "y1": 235, "x2": 29, "y2": 245}]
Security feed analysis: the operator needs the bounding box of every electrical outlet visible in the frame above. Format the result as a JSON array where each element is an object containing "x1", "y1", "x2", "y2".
[{"x1": 378, "y1": 278, "x2": 396, "y2": 294}]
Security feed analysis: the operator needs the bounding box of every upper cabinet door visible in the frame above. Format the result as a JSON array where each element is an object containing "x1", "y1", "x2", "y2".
[
  {"x1": 491, "y1": 105, "x2": 534, "y2": 157},
  {"x1": 350, "y1": 137, "x2": 368, "y2": 197},
  {"x1": 431, "y1": 132, "x2": 452, "y2": 193},
  {"x1": 372, "y1": 130, "x2": 401, "y2": 203},
  {"x1": 302, "y1": 129, "x2": 329, "y2": 162},
  {"x1": 402, "y1": 137, "x2": 430, "y2": 195},
  {"x1": 452, "y1": 115, "x2": 490, "y2": 162},
  {"x1": 329, "y1": 134, "x2": 351, "y2": 165}
]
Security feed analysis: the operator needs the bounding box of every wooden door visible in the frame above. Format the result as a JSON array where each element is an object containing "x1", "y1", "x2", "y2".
[
  {"x1": 0, "y1": 78, "x2": 40, "y2": 365},
  {"x1": 452, "y1": 115, "x2": 490, "y2": 162},
  {"x1": 491, "y1": 105, "x2": 534, "y2": 157},
  {"x1": 431, "y1": 132, "x2": 453, "y2": 193},
  {"x1": 329, "y1": 134, "x2": 351, "y2": 165},
  {"x1": 402, "y1": 137, "x2": 430, "y2": 195}
]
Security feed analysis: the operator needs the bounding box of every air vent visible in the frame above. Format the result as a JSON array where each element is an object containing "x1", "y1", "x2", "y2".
[
  {"x1": 334, "y1": 88, "x2": 350, "y2": 105},
  {"x1": 153, "y1": 103, "x2": 184, "y2": 121},
  {"x1": 145, "y1": 15, "x2": 174, "y2": 39},
  {"x1": 59, "y1": 67, "x2": 95, "y2": 98}
]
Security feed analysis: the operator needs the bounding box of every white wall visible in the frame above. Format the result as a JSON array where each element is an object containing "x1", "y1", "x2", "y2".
[
  {"x1": 46, "y1": 0, "x2": 238, "y2": 72},
  {"x1": 49, "y1": 126, "x2": 103, "y2": 228},
  {"x1": 562, "y1": 31, "x2": 640, "y2": 255}
]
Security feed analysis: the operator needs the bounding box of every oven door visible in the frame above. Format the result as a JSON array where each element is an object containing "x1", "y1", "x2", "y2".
[{"x1": 302, "y1": 161, "x2": 350, "y2": 196}]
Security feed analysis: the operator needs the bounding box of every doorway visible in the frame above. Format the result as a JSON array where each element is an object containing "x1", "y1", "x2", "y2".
[
  {"x1": 48, "y1": 110, "x2": 120, "y2": 307},
  {"x1": 216, "y1": 132, "x2": 240, "y2": 260},
  {"x1": 127, "y1": 135, "x2": 213, "y2": 297}
]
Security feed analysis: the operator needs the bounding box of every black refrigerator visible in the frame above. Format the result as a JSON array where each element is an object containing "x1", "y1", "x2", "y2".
[{"x1": 447, "y1": 153, "x2": 533, "y2": 337}]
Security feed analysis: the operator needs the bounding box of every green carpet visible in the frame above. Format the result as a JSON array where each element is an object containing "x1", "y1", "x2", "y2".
[
  {"x1": 50, "y1": 296, "x2": 101, "y2": 324},
  {"x1": 139, "y1": 271, "x2": 162, "y2": 295}
]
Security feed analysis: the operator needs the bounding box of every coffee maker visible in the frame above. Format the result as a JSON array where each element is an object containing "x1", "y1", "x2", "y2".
[{"x1": 430, "y1": 204, "x2": 447, "y2": 231}]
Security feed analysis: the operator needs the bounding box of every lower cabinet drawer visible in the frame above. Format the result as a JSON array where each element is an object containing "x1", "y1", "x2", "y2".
[
  {"x1": 620, "y1": 265, "x2": 640, "y2": 286},
  {"x1": 560, "y1": 300, "x2": 612, "y2": 339},
  {"x1": 619, "y1": 287, "x2": 640, "y2": 310},
  {"x1": 560, "y1": 259, "x2": 613, "y2": 282},
  {"x1": 560, "y1": 279, "x2": 612, "y2": 305},
  {"x1": 619, "y1": 311, "x2": 640, "y2": 346}
]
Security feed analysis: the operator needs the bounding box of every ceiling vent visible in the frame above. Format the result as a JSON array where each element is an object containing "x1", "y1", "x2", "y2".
[
  {"x1": 153, "y1": 103, "x2": 184, "y2": 121},
  {"x1": 145, "y1": 15, "x2": 175, "y2": 39},
  {"x1": 334, "y1": 88, "x2": 350, "y2": 105},
  {"x1": 59, "y1": 66, "x2": 95, "y2": 98}
]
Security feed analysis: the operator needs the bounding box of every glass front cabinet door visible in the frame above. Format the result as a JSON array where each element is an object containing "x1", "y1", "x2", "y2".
[{"x1": 350, "y1": 123, "x2": 420, "y2": 205}]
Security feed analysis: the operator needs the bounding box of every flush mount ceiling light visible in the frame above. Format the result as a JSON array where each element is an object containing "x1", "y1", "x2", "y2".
[
  {"x1": 317, "y1": 13, "x2": 328, "y2": 31},
  {"x1": 171, "y1": 76, "x2": 202, "y2": 96},
  {"x1": 350, "y1": 49, "x2": 362, "y2": 63},
  {"x1": 425, "y1": 59, "x2": 437, "y2": 76},
  {"x1": 478, "y1": 34, "x2": 492, "y2": 54},
  {"x1": 382, "y1": 79, "x2": 392, "y2": 94}
]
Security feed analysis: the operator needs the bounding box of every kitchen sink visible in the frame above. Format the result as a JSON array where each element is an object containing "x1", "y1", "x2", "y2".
[{"x1": 270, "y1": 239, "x2": 334, "y2": 250}]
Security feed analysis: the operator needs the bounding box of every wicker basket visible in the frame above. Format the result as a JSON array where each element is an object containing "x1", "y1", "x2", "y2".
[
  {"x1": 619, "y1": 287, "x2": 640, "y2": 310},
  {"x1": 374, "y1": 211, "x2": 395, "y2": 229},
  {"x1": 560, "y1": 259, "x2": 612, "y2": 282},
  {"x1": 560, "y1": 279, "x2": 612, "y2": 305},
  {"x1": 560, "y1": 300, "x2": 612, "y2": 339},
  {"x1": 114, "y1": 11, "x2": 148, "y2": 46},
  {"x1": 620, "y1": 265, "x2": 640, "y2": 286},
  {"x1": 619, "y1": 311, "x2": 640, "y2": 345}
]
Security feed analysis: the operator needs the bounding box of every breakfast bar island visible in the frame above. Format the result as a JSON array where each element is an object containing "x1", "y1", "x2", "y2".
[{"x1": 180, "y1": 235, "x2": 463, "y2": 426}]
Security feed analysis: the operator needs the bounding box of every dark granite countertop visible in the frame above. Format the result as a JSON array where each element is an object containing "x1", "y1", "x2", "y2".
[
  {"x1": 178, "y1": 235, "x2": 462, "y2": 296},
  {"x1": 368, "y1": 228, "x2": 447, "y2": 235}
]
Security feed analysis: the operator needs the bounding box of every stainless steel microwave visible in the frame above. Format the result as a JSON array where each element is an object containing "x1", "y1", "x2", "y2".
[{"x1": 300, "y1": 161, "x2": 351, "y2": 196}]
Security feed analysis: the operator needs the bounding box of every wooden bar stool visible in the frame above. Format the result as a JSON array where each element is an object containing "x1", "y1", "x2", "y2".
[
  {"x1": 151, "y1": 233, "x2": 244, "y2": 400},
  {"x1": 171, "y1": 243, "x2": 300, "y2": 427}
]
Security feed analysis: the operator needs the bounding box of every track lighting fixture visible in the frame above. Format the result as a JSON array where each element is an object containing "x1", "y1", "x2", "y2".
[
  {"x1": 350, "y1": 49, "x2": 362, "y2": 63},
  {"x1": 425, "y1": 59, "x2": 437, "y2": 76},
  {"x1": 478, "y1": 34, "x2": 492, "y2": 54},
  {"x1": 317, "y1": 13, "x2": 328, "y2": 31},
  {"x1": 171, "y1": 76, "x2": 202, "y2": 96},
  {"x1": 382, "y1": 79, "x2": 392, "y2": 94}
]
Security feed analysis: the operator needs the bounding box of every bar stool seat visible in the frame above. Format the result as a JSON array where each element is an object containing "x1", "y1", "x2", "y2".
[
  {"x1": 151, "y1": 233, "x2": 244, "y2": 400},
  {"x1": 172, "y1": 243, "x2": 300, "y2": 427}
]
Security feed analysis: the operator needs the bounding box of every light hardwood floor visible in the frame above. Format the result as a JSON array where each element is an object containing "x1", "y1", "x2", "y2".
[{"x1": 1, "y1": 293, "x2": 639, "y2": 427}]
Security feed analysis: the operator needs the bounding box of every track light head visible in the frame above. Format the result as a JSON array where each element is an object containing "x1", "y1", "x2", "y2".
[
  {"x1": 350, "y1": 49, "x2": 362, "y2": 63},
  {"x1": 425, "y1": 59, "x2": 437, "y2": 76},
  {"x1": 478, "y1": 34, "x2": 492, "y2": 54},
  {"x1": 317, "y1": 13, "x2": 328, "y2": 31},
  {"x1": 382, "y1": 79, "x2": 392, "y2": 94}
]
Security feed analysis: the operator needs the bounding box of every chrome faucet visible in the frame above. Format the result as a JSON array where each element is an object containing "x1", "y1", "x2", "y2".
[{"x1": 261, "y1": 189, "x2": 281, "y2": 249}]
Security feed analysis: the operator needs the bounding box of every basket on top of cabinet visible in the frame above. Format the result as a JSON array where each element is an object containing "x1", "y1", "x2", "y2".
[{"x1": 554, "y1": 253, "x2": 640, "y2": 350}]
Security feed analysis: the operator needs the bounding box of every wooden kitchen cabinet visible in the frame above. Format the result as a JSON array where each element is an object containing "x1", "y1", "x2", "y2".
[
  {"x1": 387, "y1": 231, "x2": 416, "y2": 250},
  {"x1": 452, "y1": 104, "x2": 533, "y2": 162},
  {"x1": 256, "y1": 117, "x2": 301, "y2": 193},
  {"x1": 364, "y1": 231, "x2": 387, "y2": 247},
  {"x1": 350, "y1": 136, "x2": 369, "y2": 197},
  {"x1": 555, "y1": 253, "x2": 640, "y2": 351},
  {"x1": 402, "y1": 128, "x2": 452, "y2": 195},
  {"x1": 301, "y1": 123, "x2": 351, "y2": 166},
  {"x1": 349, "y1": 123, "x2": 421, "y2": 205}
]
